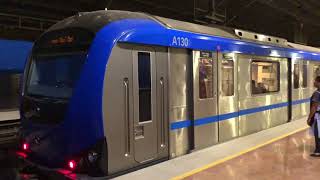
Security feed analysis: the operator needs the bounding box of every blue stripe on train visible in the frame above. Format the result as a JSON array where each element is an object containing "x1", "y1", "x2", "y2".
[
  {"x1": 292, "y1": 98, "x2": 310, "y2": 105},
  {"x1": 170, "y1": 98, "x2": 310, "y2": 130},
  {"x1": 170, "y1": 120, "x2": 192, "y2": 130}
]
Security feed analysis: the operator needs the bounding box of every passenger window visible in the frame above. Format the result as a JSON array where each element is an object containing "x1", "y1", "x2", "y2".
[
  {"x1": 198, "y1": 51, "x2": 214, "y2": 99},
  {"x1": 138, "y1": 52, "x2": 151, "y2": 122},
  {"x1": 251, "y1": 60, "x2": 279, "y2": 94},
  {"x1": 293, "y1": 64, "x2": 299, "y2": 89},
  {"x1": 221, "y1": 59, "x2": 234, "y2": 96},
  {"x1": 302, "y1": 64, "x2": 308, "y2": 88}
]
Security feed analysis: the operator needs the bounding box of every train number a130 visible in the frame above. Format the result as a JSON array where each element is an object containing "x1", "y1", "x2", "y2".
[{"x1": 172, "y1": 36, "x2": 189, "y2": 47}]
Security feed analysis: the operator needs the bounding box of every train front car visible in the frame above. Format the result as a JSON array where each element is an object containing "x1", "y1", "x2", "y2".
[
  {"x1": 19, "y1": 26, "x2": 107, "y2": 174},
  {"x1": 18, "y1": 11, "x2": 160, "y2": 177}
]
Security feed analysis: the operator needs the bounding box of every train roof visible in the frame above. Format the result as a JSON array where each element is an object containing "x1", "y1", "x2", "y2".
[
  {"x1": 153, "y1": 16, "x2": 290, "y2": 48},
  {"x1": 44, "y1": 10, "x2": 320, "y2": 60},
  {"x1": 47, "y1": 10, "x2": 155, "y2": 33},
  {"x1": 47, "y1": 10, "x2": 291, "y2": 47},
  {"x1": 153, "y1": 16, "x2": 238, "y2": 40},
  {"x1": 288, "y1": 42, "x2": 320, "y2": 54}
]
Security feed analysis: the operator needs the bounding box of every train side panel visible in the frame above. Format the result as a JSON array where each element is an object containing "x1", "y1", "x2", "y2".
[
  {"x1": 237, "y1": 55, "x2": 288, "y2": 136},
  {"x1": 102, "y1": 45, "x2": 312, "y2": 175},
  {"x1": 168, "y1": 48, "x2": 192, "y2": 157},
  {"x1": 218, "y1": 53, "x2": 239, "y2": 142}
]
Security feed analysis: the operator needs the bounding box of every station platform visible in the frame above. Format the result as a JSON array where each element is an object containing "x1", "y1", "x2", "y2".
[
  {"x1": 115, "y1": 118, "x2": 318, "y2": 180},
  {"x1": 0, "y1": 110, "x2": 20, "y2": 121}
]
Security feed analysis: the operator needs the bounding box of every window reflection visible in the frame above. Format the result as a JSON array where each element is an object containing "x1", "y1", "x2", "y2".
[
  {"x1": 293, "y1": 64, "x2": 299, "y2": 89},
  {"x1": 221, "y1": 59, "x2": 234, "y2": 96},
  {"x1": 251, "y1": 61, "x2": 279, "y2": 94},
  {"x1": 199, "y1": 51, "x2": 213, "y2": 99},
  {"x1": 302, "y1": 64, "x2": 307, "y2": 88},
  {"x1": 27, "y1": 53, "x2": 86, "y2": 98}
]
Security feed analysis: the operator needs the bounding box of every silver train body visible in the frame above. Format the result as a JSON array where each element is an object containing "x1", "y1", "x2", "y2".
[
  {"x1": 103, "y1": 16, "x2": 319, "y2": 174},
  {"x1": 105, "y1": 46, "x2": 317, "y2": 174}
]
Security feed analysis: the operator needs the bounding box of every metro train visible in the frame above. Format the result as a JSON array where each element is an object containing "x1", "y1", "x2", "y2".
[{"x1": 18, "y1": 10, "x2": 320, "y2": 178}]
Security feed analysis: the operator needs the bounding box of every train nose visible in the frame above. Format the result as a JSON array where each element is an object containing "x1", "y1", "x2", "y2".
[{"x1": 21, "y1": 126, "x2": 69, "y2": 168}]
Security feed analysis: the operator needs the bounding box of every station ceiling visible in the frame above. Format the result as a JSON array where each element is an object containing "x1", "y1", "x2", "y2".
[{"x1": 0, "y1": 0, "x2": 319, "y2": 46}]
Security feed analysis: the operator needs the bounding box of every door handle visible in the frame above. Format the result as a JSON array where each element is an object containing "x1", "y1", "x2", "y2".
[
  {"x1": 123, "y1": 78, "x2": 130, "y2": 157},
  {"x1": 160, "y1": 77, "x2": 165, "y2": 148}
]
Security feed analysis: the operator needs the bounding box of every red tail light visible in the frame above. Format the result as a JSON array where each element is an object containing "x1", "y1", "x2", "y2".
[
  {"x1": 68, "y1": 160, "x2": 76, "y2": 170},
  {"x1": 22, "y1": 143, "x2": 29, "y2": 151}
]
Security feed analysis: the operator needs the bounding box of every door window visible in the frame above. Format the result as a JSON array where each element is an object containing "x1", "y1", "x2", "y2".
[
  {"x1": 293, "y1": 64, "x2": 299, "y2": 89},
  {"x1": 302, "y1": 64, "x2": 307, "y2": 88},
  {"x1": 138, "y1": 52, "x2": 152, "y2": 122},
  {"x1": 221, "y1": 59, "x2": 234, "y2": 96},
  {"x1": 314, "y1": 65, "x2": 320, "y2": 79},
  {"x1": 198, "y1": 51, "x2": 214, "y2": 99}
]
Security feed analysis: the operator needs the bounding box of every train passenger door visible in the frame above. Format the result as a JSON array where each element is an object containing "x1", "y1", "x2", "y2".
[
  {"x1": 193, "y1": 50, "x2": 218, "y2": 149},
  {"x1": 218, "y1": 53, "x2": 239, "y2": 142},
  {"x1": 103, "y1": 44, "x2": 168, "y2": 174},
  {"x1": 291, "y1": 58, "x2": 303, "y2": 120},
  {"x1": 132, "y1": 47, "x2": 168, "y2": 163}
]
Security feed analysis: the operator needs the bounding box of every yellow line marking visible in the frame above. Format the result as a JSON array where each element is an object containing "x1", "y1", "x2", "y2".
[{"x1": 171, "y1": 126, "x2": 309, "y2": 180}]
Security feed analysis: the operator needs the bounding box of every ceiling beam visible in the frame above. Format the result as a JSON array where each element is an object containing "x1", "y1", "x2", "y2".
[
  {"x1": 291, "y1": 0, "x2": 320, "y2": 17},
  {"x1": 225, "y1": 0, "x2": 258, "y2": 25},
  {"x1": 132, "y1": 0, "x2": 193, "y2": 17},
  {"x1": 257, "y1": 0, "x2": 320, "y2": 27}
]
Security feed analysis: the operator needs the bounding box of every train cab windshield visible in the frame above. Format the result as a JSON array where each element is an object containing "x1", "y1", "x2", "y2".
[
  {"x1": 25, "y1": 28, "x2": 94, "y2": 100},
  {"x1": 27, "y1": 53, "x2": 86, "y2": 99},
  {"x1": 21, "y1": 28, "x2": 94, "y2": 123}
]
